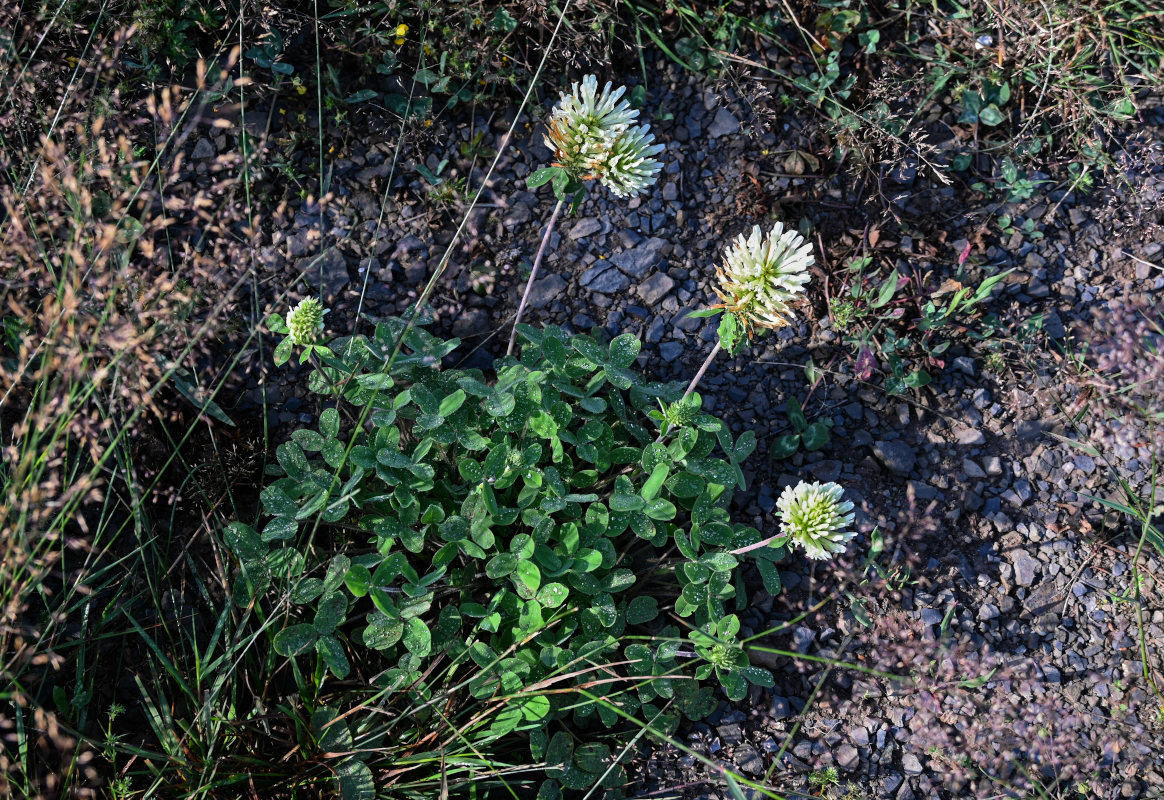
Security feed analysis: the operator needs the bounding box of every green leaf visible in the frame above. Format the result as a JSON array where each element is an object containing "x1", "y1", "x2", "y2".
[
  {"x1": 344, "y1": 564, "x2": 372, "y2": 596},
  {"x1": 571, "y1": 335, "x2": 607, "y2": 365},
  {"x1": 640, "y1": 462, "x2": 670, "y2": 502},
  {"x1": 345, "y1": 88, "x2": 379, "y2": 104},
  {"x1": 720, "y1": 670, "x2": 748, "y2": 701},
  {"x1": 319, "y1": 407, "x2": 339, "y2": 439},
  {"x1": 312, "y1": 707, "x2": 353, "y2": 751},
  {"x1": 316, "y1": 634, "x2": 351, "y2": 679},
  {"x1": 515, "y1": 560, "x2": 541, "y2": 593},
  {"x1": 403, "y1": 617, "x2": 431, "y2": 656},
  {"x1": 701, "y1": 552, "x2": 738, "y2": 572},
  {"x1": 591, "y1": 593, "x2": 617, "y2": 627},
  {"x1": 292, "y1": 429, "x2": 325, "y2": 451},
  {"x1": 643, "y1": 498, "x2": 677, "y2": 521},
  {"x1": 573, "y1": 549, "x2": 603, "y2": 573},
  {"x1": 604, "y1": 568, "x2": 636, "y2": 592},
  {"x1": 363, "y1": 614, "x2": 403, "y2": 650},
  {"x1": 607, "y1": 334, "x2": 641, "y2": 368},
  {"x1": 486, "y1": 553, "x2": 518, "y2": 579},
  {"x1": 314, "y1": 593, "x2": 348, "y2": 634},
  {"x1": 728, "y1": 429, "x2": 756, "y2": 462},
  {"x1": 167, "y1": 364, "x2": 235, "y2": 427},
  {"x1": 666, "y1": 470, "x2": 705, "y2": 498},
  {"x1": 551, "y1": 168, "x2": 568, "y2": 198},
  {"x1": 756, "y1": 559, "x2": 782, "y2": 595},
  {"x1": 291, "y1": 578, "x2": 324, "y2": 604},
  {"x1": 717, "y1": 313, "x2": 740, "y2": 354},
  {"x1": 738, "y1": 665, "x2": 774, "y2": 687},
  {"x1": 276, "y1": 442, "x2": 311, "y2": 480},
  {"x1": 546, "y1": 732, "x2": 574, "y2": 776},
  {"x1": 626, "y1": 595, "x2": 659, "y2": 624},
  {"x1": 336, "y1": 759, "x2": 375, "y2": 800},
  {"x1": 266, "y1": 548, "x2": 306, "y2": 579},
  {"x1": 510, "y1": 533, "x2": 536, "y2": 559},
  {"x1": 528, "y1": 166, "x2": 559, "y2": 189},
  {"x1": 536, "y1": 582, "x2": 569, "y2": 608},
  {"x1": 224, "y1": 522, "x2": 264, "y2": 560},
  {"x1": 261, "y1": 517, "x2": 297, "y2": 542},
  {"x1": 871, "y1": 269, "x2": 899, "y2": 309},
  {"x1": 610, "y1": 493, "x2": 645, "y2": 512},
  {"x1": 959, "y1": 90, "x2": 982, "y2": 123},
  {"x1": 785, "y1": 396, "x2": 808, "y2": 433},
  {"x1": 978, "y1": 104, "x2": 1004, "y2": 126},
  {"x1": 802, "y1": 422, "x2": 830, "y2": 451},
  {"x1": 769, "y1": 433, "x2": 801, "y2": 460},
  {"x1": 905, "y1": 369, "x2": 931, "y2": 388},
  {"x1": 518, "y1": 694, "x2": 551, "y2": 722},
  {"x1": 274, "y1": 336, "x2": 294, "y2": 366},
  {"x1": 273, "y1": 624, "x2": 318, "y2": 656},
  {"x1": 438, "y1": 388, "x2": 467, "y2": 417}
]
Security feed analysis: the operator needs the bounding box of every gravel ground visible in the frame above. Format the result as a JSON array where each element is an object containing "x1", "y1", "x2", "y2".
[{"x1": 196, "y1": 51, "x2": 1164, "y2": 799}]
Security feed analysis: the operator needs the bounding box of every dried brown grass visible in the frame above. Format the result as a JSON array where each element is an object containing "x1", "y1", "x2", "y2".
[{"x1": 0, "y1": 22, "x2": 261, "y2": 795}]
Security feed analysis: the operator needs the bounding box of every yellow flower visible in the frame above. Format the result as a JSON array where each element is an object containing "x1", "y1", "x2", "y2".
[
  {"x1": 296, "y1": 84, "x2": 307, "y2": 95},
  {"x1": 395, "y1": 23, "x2": 409, "y2": 37}
]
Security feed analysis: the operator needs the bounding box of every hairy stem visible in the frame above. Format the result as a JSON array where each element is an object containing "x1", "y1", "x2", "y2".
[
  {"x1": 507, "y1": 197, "x2": 565, "y2": 356},
  {"x1": 681, "y1": 341, "x2": 723, "y2": 402}
]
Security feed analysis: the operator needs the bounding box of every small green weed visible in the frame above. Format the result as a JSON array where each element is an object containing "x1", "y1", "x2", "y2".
[
  {"x1": 830, "y1": 252, "x2": 1010, "y2": 393},
  {"x1": 809, "y1": 765, "x2": 840, "y2": 790},
  {"x1": 769, "y1": 395, "x2": 832, "y2": 460}
]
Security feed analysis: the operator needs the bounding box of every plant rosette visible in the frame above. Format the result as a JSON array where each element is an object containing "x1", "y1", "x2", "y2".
[{"x1": 225, "y1": 317, "x2": 794, "y2": 794}]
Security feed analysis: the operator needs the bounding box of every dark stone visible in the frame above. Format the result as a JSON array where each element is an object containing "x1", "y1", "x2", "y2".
[
  {"x1": 611, "y1": 237, "x2": 668, "y2": 278},
  {"x1": 528, "y1": 274, "x2": 567, "y2": 309},
  {"x1": 873, "y1": 440, "x2": 916, "y2": 476},
  {"x1": 734, "y1": 745, "x2": 764, "y2": 776},
  {"x1": 837, "y1": 744, "x2": 860, "y2": 771},
  {"x1": 638, "y1": 272, "x2": 676, "y2": 305},
  {"x1": 452, "y1": 308, "x2": 490, "y2": 338},
  {"x1": 297, "y1": 248, "x2": 349, "y2": 295},
  {"x1": 769, "y1": 696, "x2": 792, "y2": 719},
  {"x1": 192, "y1": 137, "x2": 216, "y2": 159},
  {"x1": 569, "y1": 217, "x2": 602, "y2": 240},
  {"x1": 708, "y1": 107, "x2": 740, "y2": 137},
  {"x1": 579, "y1": 264, "x2": 630, "y2": 294},
  {"x1": 660, "y1": 342, "x2": 684, "y2": 362}
]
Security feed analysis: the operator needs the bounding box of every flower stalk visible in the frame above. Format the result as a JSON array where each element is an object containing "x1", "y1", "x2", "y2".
[{"x1": 507, "y1": 198, "x2": 565, "y2": 356}]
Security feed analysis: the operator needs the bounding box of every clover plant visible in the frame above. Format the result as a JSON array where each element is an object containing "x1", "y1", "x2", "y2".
[{"x1": 227, "y1": 313, "x2": 790, "y2": 796}]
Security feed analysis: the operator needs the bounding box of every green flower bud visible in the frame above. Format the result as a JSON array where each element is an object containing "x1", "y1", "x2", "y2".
[{"x1": 286, "y1": 297, "x2": 328, "y2": 345}]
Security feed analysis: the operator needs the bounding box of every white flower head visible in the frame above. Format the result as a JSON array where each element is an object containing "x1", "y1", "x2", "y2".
[
  {"x1": 286, "y1": 297, "x2": 328, "y2": 345},
  {"x1": 596, "y1": 123, "x2": 664, "y2": 198},
  {"x1": 776, "y1": 480, "x2": 856, "y2": 561},
  {"x1": 544, "y1": 75, "x2": 663, "y2": 197},
  {"x1": 714, "y1": 222, "x2": 813, "y2": 335}
]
